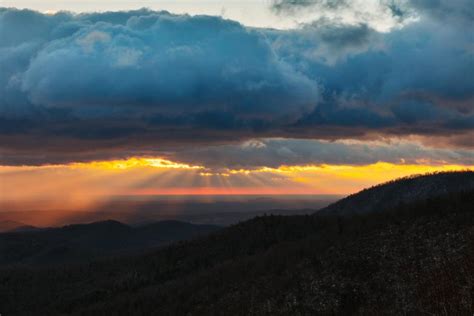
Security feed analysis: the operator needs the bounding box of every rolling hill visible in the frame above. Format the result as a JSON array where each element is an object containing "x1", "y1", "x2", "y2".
[
  {"x1": 0, "y1": 220, "x2": 220, "y2": 265},
  {"x1": 0, "y1": 220, "x2": 36, "y2": 233},
  {"x1": 317, "y1": 170, "x2": 474, "y2": 216}
]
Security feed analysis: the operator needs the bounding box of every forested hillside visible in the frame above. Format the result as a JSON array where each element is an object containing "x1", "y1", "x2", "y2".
[{"x1": 0, "y1": 220, "x2": 220, "y2": 265}]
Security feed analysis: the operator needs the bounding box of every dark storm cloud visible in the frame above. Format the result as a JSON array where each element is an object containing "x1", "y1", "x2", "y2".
[
  {"x1": 1, "y1": 9, "x2": 316, "y2": 118},
  {"x1": 271, "y1": 0, "x2": 349, "y2": 13},
  {"x1": 0, "y1": 6, "x2": 473, "y2": 165},
  {"x1": 270, "y1": 0, "x2": 413, "y2": 25},
  {"x1": 271, "y1": 0, "x2": 474, "y2": 24},
  {"x1": 279, "y1": 20, "x2": 382, "y2": 64},
  {"x1": 172, "y1": 139, "x2": 474, "y2": 169},
  {"x1": 271, "y1": 15, "x2": 474, "y2": 134}
]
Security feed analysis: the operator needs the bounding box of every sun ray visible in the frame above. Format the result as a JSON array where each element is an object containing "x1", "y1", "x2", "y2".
[{"x1": 2, "y1": 159, "x2": 473, "y2": 215}]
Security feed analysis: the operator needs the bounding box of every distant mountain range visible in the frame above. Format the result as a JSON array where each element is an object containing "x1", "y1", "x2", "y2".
[
  {"x1": 0, "y1": 220, "x2": 37, "y2": 233},
  {"x1": 0, "y1": 220, "x2": 220, "y2": 265},
  {"x1": 0, "y1": 171, "x2": 473, "y2": 315},
  {"x1": 0, "y1": 197, "x2": 336, "y2": 227}
]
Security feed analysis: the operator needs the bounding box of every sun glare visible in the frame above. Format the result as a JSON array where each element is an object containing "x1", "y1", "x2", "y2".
[{"x1": 70, "y1": 157, "x2": 204, "y2": 170}]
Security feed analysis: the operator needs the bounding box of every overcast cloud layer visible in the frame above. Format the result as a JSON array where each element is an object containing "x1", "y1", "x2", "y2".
[
  {"x1": 172, "y1": 139, "x2": 474, "y2": 169},
  {"x1": 0, "y1": 0, "x2": 473, "y2": 166}
]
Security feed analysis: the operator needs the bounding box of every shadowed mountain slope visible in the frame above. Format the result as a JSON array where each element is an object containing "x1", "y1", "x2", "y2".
[{"x1": 0, "y1": 220, "x2": 220, "y2": 265}]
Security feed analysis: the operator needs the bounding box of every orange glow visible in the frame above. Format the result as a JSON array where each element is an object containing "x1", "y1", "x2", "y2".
[
  {"x1": 265, "y1": 162, "x2": 473, "y2": 194},
  {"x1": 71, "y1": 157, "x2": 203, "y2": 170},
  {"x1": 126, "y1": 187, "x2": 314, "y2": 196},
  {"x1": 1, "y1": 158, "x2": 473, "y2": 213}
]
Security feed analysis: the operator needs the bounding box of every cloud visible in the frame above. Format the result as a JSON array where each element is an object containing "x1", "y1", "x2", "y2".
[
  {"x1": 408, "y1": 0, "x2": 474, "y2": 24},
  {"x1": 270, "y1": 0, "x2": 474, "y2": 26},
  {"x1": 270, "y1": 0, "x2": 413, "y2": 32},
  {"x1": 272, "y1": 18, "x2": 474, "y2": 135},
  {"x1": 9, "y1": 10, "x2": 317, "y2": 120},
  {"x1": 272, "y1": 19, "x2": 382, "y2": 65},
  {"x1": 272, "y1": 0, "x2": 349, "y2": 13},
  {"x1": 172, "y1": 139, "x2": 474, "y2": 169},
  {"x1": 0, "y1": 7, "x2": 473, "y2": 165}
]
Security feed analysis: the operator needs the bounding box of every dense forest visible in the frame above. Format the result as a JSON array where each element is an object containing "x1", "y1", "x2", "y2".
[
  {"x1": 0, "y1": 220, "x2": 220, "y2": 265},
  {"x1": 0, "y1": 172, "x2": 473, "y2": 315}
]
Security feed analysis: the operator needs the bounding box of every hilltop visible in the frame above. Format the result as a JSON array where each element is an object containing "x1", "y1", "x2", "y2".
[{"x1": 318, "y1": 171, "x2": 474, "y2": 216}]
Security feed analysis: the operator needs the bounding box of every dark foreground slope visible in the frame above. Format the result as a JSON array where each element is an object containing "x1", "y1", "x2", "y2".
[
  {"x1": 1, "y1": 172, "x2": 473, "y2": 315},
  {"x1": 0, "y1": 220, "x2": 220, "y2": 265}
]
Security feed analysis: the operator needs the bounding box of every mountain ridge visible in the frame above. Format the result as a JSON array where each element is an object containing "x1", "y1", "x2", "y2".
[
  {"x1": 0, "y1": 220, "x2": 35, "y2": 233},
  {"x1": 0, "y1": 219, "x2": 221, "y2": 265},
  {"x1": 317, "y1": 170, "x2": 474, "y2": 216}
]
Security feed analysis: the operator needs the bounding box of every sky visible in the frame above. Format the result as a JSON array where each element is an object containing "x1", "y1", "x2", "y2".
[{"x1": 0, "y1": 0, "x2": 473, "y2": 209}]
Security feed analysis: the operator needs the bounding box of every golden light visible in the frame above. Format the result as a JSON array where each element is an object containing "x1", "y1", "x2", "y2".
[
  {"x1": 70, "y1": 157, "x2": 203, "y2": 170},
  {"x1": 225, "y1": 162, "x2": 473, "y2": 194},
  {"x1": 1, "y1": 158, "x2": 473, "y2": 216}
]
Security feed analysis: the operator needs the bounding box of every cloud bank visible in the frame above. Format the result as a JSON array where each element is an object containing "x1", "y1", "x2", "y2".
[
  {"x1": 0, "y1": 4, "x2": 473, "y2": 166},
  {"x1": 173, "y1": 139, "x2": 474, "y2": 169}
]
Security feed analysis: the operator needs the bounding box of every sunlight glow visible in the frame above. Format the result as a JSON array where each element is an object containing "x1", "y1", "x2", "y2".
[
  {"x1": 71, "y1": 157, "x2": 204, "y2": 170},
  {"x1": 1, "y1": 159, "x2": 472, "y2": 213}
]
